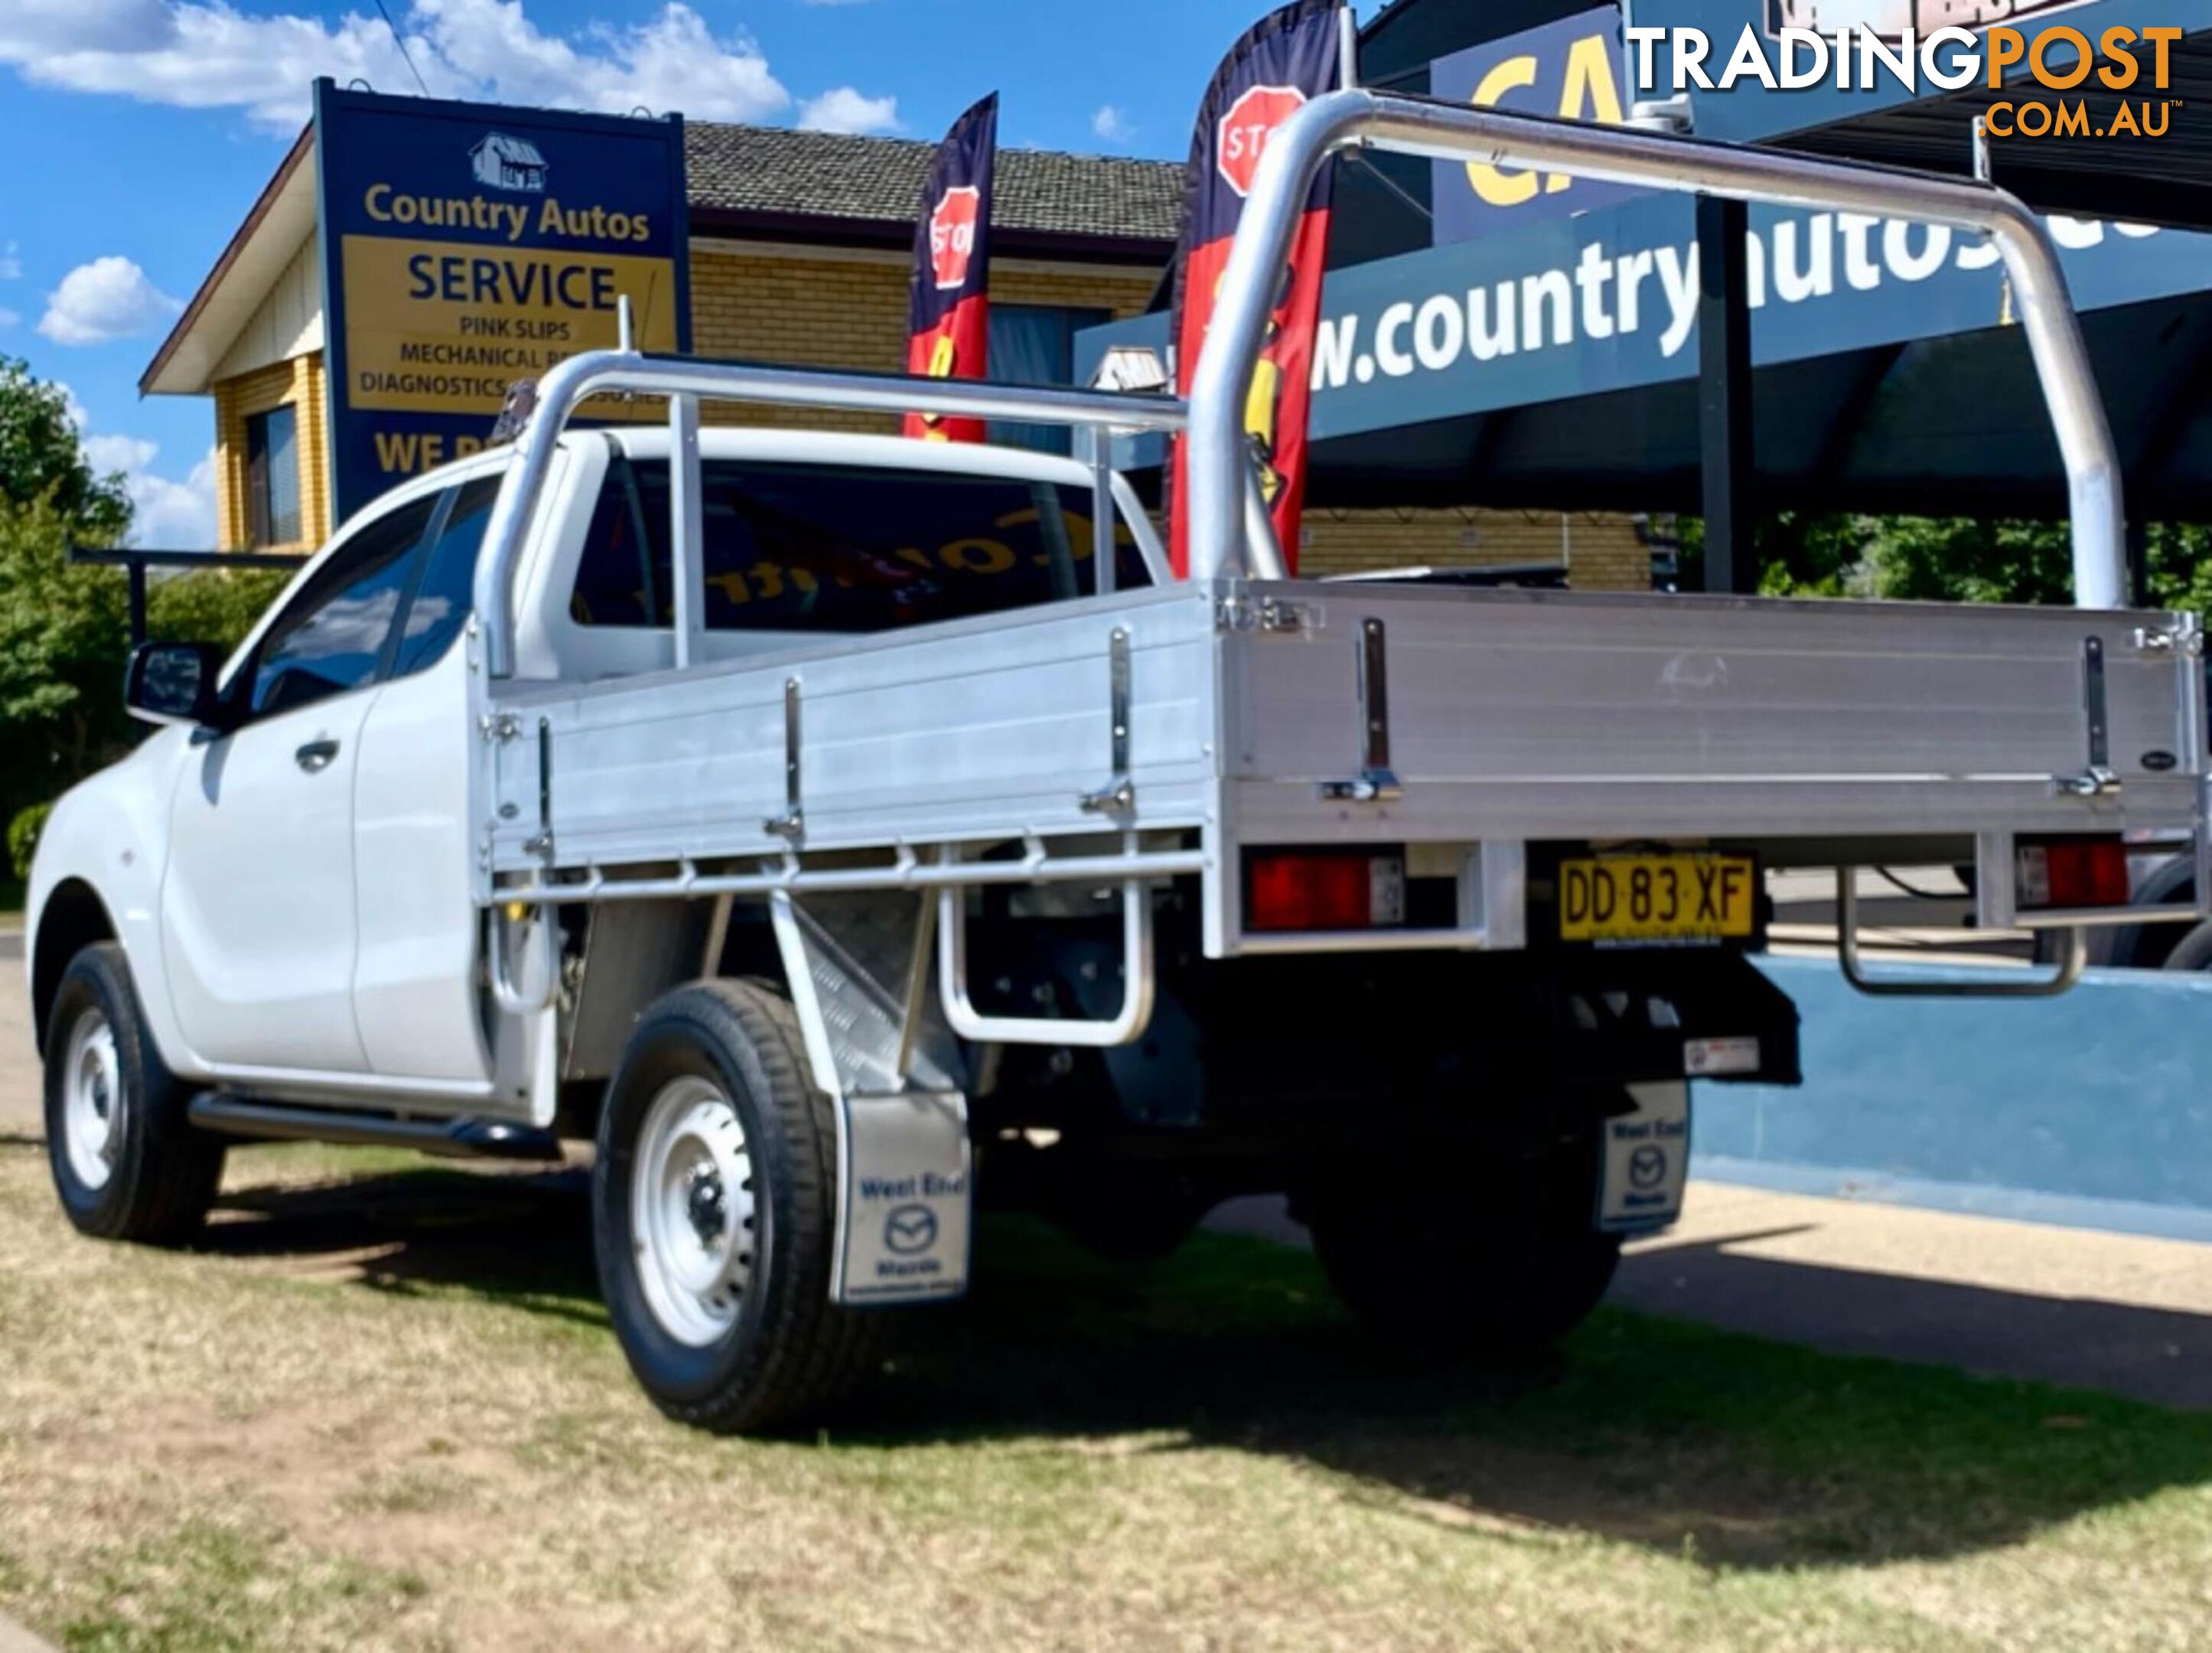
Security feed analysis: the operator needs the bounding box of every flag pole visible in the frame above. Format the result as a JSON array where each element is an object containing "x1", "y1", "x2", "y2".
[{"x1": 1337, "y1": 4, "x2": 1358, "y2": 90}]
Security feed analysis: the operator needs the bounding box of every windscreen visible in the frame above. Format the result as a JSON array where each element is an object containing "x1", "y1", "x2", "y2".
[{"x1": 569, "y1": 456, "x2": 1151, "y2": 634}]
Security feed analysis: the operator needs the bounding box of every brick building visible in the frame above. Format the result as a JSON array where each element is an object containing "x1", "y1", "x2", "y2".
[{"x1": 142, "y1": 106, "x2": 1650, "y2": 589}]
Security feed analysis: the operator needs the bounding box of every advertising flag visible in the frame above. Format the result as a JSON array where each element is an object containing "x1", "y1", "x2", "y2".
[
  {"x1": 904, "y1": 93, "x2": 999, "y2": 442},
  {"x1": 1168, "y1": 2, "x2": 1343, "y2": 575}
]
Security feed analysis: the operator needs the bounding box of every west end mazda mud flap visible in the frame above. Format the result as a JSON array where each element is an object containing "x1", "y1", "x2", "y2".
[
  {"x1": 1596, "y1": 1081, "x2": 1689, "y2": 1235},
  {"x1": 832, "y1": 1090, "x2": 973, "y2": 1306}
]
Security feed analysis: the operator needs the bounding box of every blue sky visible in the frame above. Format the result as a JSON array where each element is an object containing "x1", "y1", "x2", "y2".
[{"x1": 0, "y1": 0, "x2": 1349, "y2": 542}]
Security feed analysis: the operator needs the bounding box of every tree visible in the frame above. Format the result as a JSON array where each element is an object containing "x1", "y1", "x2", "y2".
[
  {"x1": 1679, "y1": 512, "x2": 2212, "y2": 615},
  {"x1": 0, "y1": 354, "x2": 129, "y2": 543},
  {"x1": 0, "y1": 494, "x2": 131, "y2": 815}
]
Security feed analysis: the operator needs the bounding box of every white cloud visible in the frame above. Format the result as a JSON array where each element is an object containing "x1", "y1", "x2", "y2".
[
  {"x1": 1092, "y1": 104, "x2": 1132, "y2": 144},
  {"x1": 0, "y1": 308, "x2": 17, "y2": 331},
  {"x1": 69, "y1": 400, "x2": 217, "y2": 545},
  {"x1": 37, "y1": 256, "x2": 183, "y2": 346},
  {"x1": 0, "y1": 241, "x2": 20, "y2": 281},
  {"x1": 83, "y1": 433, "x2": 158, "y2": 475},
  {"x1": 798, "y1": 85, "x2": 897, "y2": 135},
  {"x1": 119, "y1": 444, "x2": 220, "y2": 547},
  {"x1": 0, "y1": 0, "x2": 796, "y2": 132}
]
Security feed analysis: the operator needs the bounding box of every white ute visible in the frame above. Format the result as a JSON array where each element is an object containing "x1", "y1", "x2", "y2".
[{"x1": 28, "y1": 94, "x2": 2210, "y2": 1431}]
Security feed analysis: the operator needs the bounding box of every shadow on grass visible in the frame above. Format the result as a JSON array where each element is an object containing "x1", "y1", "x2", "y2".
[{"x1": 199, "y1": 1150, "x2": 2212, "y2": 1571}]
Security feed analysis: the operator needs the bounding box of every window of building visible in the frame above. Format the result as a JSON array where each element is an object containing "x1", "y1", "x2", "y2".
[
  {"x1": 569, "y1": 457, "x2": 1150, "y2": 635},
  {"x1": 245, "y1": 404, "x2": 303, "y2": 547},
  {"x1": 987, "y1": 305, "x2": 1113, "y2": 454}
]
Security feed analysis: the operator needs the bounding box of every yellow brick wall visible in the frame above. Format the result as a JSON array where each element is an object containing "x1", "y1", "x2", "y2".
[
  {"x1": 1301, "y1": 508, "x2": 1652, "y2": 592},
  {"x1": 685, "y1": 249, "x2": 1158, "y2": 434},
  {"x1": 210, "y1": 351, "x2": 329, "y2": 554}
]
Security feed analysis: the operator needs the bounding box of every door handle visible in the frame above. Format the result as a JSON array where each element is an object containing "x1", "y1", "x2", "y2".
[{"x1": 295, "y1": 738, "x2": 340, "y2": 773}]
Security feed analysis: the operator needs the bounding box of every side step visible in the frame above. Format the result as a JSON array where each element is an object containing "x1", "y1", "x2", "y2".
[{"x1": 188, "y1": 1095, "x2": 565, "y2": 1162}]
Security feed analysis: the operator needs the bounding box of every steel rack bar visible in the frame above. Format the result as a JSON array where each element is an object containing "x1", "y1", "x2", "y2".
[
  {"x1": 473, "y1": 356, "x2": 1188, "y2": 679},
  {"x1": 1185, "y1": 90, "x2": 2126, "y2": 609},
  {"x1": 491, "y1": 843, "x2": 1210, "y2": 906}
]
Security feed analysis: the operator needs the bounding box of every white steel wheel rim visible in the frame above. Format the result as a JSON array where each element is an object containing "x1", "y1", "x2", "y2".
[
  {"x1": 62, "y1": 1007, "x2": 123, "y2": 1192},
  {"x1": 631, "y1": 1075, "x2": 757, "y2": 1348}
]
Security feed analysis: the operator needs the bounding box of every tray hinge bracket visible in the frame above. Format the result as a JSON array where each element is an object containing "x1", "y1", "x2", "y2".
[
  {"x1": 2054, "y1": 634, "x2": 2121, "y2": 798},
  {"x1": 764, "y1": 677, "x2": 806, "y2": 841},
  {"x1": 521, "y1": 716, "x2": 555, "y2": 863},
  {"x1": 1320, "y1": 615, "x2": 1403, "y2": 803},
  {"x1": 1080, "y1": 626, "x2": 1136, "y2": 816}
]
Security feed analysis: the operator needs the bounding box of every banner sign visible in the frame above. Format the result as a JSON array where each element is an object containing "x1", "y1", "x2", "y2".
[
  {"x1": 1430, "y1": 9, "x2": 1642, "y2": 246},
  {"x1": 904, "y1": 93, "x2": 1000, "y2": 444},
  {"x1": 1076, "y1": 201, "x2": 2205, "y2": 445},
  {"x1": 1168, "y1": 0, "x2": 1343, "y2": 575},
  {"x1": 314, "y1": 81, "x2": 690, "y2": 522}
]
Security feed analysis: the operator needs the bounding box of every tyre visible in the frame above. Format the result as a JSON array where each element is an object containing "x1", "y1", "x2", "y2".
[
  {"x1": 593, "y1": 977, "x2": 886, "y2": 1433},
  {"x1": 2161, "y1": 920, "x2": 2212, "y2": 973},
  {"x1": 1299, "y1": 1137, "x2": 1621, "y2": 1355},
  {"x1": 44, "y1": 941, "x2": 226, "y2": 1243}
]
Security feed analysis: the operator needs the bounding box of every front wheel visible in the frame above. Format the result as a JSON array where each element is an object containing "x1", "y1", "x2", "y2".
[
  {"x1": 593, "y1": 978, "x2": 888, "y2": 1434},
  {"x1": 44, "y1": 942, "x2": 225, "y2": 1243},
  {"x1": 1298, "y1": 1137, "x2": 1621, "y2": 1355}
]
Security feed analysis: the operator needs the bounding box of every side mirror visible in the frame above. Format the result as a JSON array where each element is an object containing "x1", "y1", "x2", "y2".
[{"x1": 124, "y1": 641, "x2": 225, "y2": 728}]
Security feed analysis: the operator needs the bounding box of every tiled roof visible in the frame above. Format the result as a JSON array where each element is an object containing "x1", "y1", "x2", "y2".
[{"x1": 685, "y1": 123, "x2": 1184, "y2": 246}]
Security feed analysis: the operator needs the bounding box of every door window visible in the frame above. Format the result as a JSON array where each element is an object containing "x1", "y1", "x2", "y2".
[
  {"x1": 246, "y1": 496, "x2": 438, "y2": 717},
  {"x1": 392, "y1": 475, "x2": 501, "y2": 677}
]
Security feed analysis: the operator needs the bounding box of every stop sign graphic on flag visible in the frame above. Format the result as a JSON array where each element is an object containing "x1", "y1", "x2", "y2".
[
  {"x1": 905, "y1": 93, "x2": 998, "y2": 442},
  {"x1": 929, "y1": 185, "x2": 982, "y2": 290},
  {"x1": 1168, "y1": 1, "x2": 1343, "y2": 576},
  {"x1": 1216, "y1": 85, "x2": 1308, "y2": 198}
]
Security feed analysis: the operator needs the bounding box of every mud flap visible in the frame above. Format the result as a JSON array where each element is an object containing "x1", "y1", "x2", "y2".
[
  {"x1": 1596, "y1": 1080, "x2": 1689, "y2": 1235},
  {"x1": 832, "y1": 1090, "x2": 972, "y2": 1304},
  {"x1": 767, "y1": 891, "x2": 974, "y2": 1308}
]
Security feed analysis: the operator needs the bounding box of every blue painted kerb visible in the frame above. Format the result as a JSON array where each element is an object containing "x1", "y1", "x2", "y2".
[{"x1": 1693, "y1": 957, "x2": 2212, "y2": 1242}]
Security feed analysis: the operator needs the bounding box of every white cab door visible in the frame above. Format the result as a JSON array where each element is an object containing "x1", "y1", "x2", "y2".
[
  {"x1": 352, "y1": 475, "x2": 503, "y2": 1083},
  {"x1": 159, "y1": 493, "x2": 440, "y2": 1074}
]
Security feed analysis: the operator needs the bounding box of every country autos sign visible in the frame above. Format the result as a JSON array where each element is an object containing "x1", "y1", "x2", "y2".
[
  {"x1": 1429, "y1": 8, "x2": 1640, "y2": 243},
  {"x1": 1301, "y1": 193, "x2": 2203, "y2": 442},
  {"x1": 314, "y1": 80, "x2": 691, "y2": 520}
]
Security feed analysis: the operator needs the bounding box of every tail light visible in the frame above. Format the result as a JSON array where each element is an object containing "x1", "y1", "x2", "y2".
[
  {"x1": 2015, "y1": 836, "x2": 2130, "y2": 911},
  {"x1": 1245, "y1": 849, "x2": 1406, "y2": 932}
]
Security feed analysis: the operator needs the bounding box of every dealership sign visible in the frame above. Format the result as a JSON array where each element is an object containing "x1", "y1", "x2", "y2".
[
  {"x1": 1305, "y1": 192, "x2": 2204, "y2": 440},
  {"x1": 1430, "y1": 8, "x2": 1640, "y2": 243},
  {"x1": 314, "y1": 82, "x2": 691, "y2": 520}
]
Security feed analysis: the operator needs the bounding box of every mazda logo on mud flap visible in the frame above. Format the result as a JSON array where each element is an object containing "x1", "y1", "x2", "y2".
[
  {"x1": 884, "y1": 1203, "x2": 939, "y2": 1255},
  {"x1": 1628, "y1": 1145, "x2": 1668, "y2": 1191}
]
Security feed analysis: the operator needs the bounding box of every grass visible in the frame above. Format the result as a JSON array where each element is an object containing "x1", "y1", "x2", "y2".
[{"x1": 2, "y1": 1137, "x2": 2210, "y2": 1651}]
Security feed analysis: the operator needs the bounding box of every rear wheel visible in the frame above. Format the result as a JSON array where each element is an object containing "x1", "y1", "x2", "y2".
[
  {"x1": 594, "y1": 978, "x2": 888, "y2": 1433},
  {"x1": 44, "y1": 942, "x2": 225, "y2": 1243},
  {"x1": 2161, "y1": 920, "x2": 2212, "y2": 974},
  {"x1": 1299, "y1": 1137, "x2": 1621, "y2": 1355}
]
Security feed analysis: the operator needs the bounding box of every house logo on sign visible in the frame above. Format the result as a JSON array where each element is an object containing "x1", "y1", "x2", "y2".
[{"x1": 471, "y1": 132, "x2": 549, "y2": 194}]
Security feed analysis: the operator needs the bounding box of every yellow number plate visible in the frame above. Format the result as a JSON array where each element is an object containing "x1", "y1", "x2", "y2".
[{"x1": 1559, "y1": 854, "x2": 1757, "y2": 943}]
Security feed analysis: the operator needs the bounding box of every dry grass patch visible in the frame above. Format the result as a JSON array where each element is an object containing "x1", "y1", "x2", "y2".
[{"x1": 0, "y1": 1138, "x2": 2209, "y2": 1651}]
